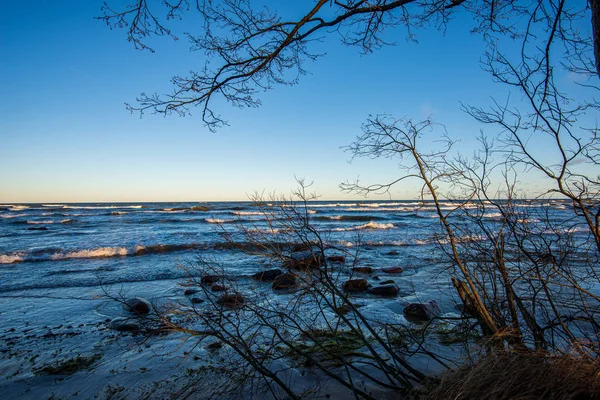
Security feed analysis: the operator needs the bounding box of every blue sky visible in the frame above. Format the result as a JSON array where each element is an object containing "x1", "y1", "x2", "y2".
[{"x1": 0, "y1": 2, "x2": 592, "y2": 202}]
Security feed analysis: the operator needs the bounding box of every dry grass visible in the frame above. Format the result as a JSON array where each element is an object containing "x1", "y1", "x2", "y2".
[{"x1": 421, "y1": 352, "x2": 600, "y2": 400}]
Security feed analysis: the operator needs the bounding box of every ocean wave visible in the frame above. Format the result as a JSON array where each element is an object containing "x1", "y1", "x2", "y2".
[
  {"x1": 62, "y1": 205, "x2": 145, "y2": 210},
  {"x1": 314, "y1": 215, "x2": 386, "y2": 222},
  {"x1": 0, "y1": 243, "x2": 206, "y2": 264},
  {"x1": 0, "y1": 213, "x2": 27, "y2": 219},
  {"x1": 26, "y1": 220, "x2": 54, "y2": 225},
  {"x1": 60, "y1": 219, "x2": 74, "y2": 224},
  {"x1": 8, "y1": 205, "x2": 30, "y2": 211},
  {"x1": 110, "y1": 211, "x2": 129, "y2": 215},
  {"x1": 231, "y1": 211, "x2": 266, "y2": 216},
  {"x1": 206, "y1": 218, "x2": 227, "y2": 224},
  {"x1": 0, "y1": 254, "x2": 23, "y2": 264},
  {"x1": 332, "y1": 222, "x2": 396, "y2": 231}
]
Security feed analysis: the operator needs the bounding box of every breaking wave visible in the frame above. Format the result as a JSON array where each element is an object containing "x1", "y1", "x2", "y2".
[{"x1": 331, "y1": 222, "x2": 396, "y2": 231}]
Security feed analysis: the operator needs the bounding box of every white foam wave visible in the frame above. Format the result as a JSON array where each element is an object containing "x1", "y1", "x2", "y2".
[
  {"x1": 0, "y1": 213, "x2": 27, "y2": 219},
  {"x1": 62, "y1": 205, "x2": 144, "y2": 210},
  {"x1": 60, "y1": 219, "x2": 74, "y2": 224},
  {"x1": 0, "y1": 254, "x2": 23, "y2": 264},
  {"x1": 9, "y1": 205, "x2": 30, "y2": 211},
  {"x1": 42, "y1": 204, "x2": 65, "y2": 207},
  {"x1": 332, "y1": 222, "x2": 395, "y2": 231},
  {"x1": 27, "y1": 220, "x2": 54, "y2": 225},
  {"x1": 483, "y1": 212, "x2": 503, "y2": 218},
  {"x1": 232, "y1": 211, "x2": 265, "y2": 216},
  {"x1": 206, "y1": 218, "x2": 227, "y2": 224},
  {"x1": 50, "y1": 247, "x2": 130, "y2": 260}
]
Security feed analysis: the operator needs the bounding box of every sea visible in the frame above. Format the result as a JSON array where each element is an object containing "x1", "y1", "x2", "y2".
[
  {"x1": 0, "y1": 199, "x2": 593, "y2": 398},
  {"x1": 0, "y1": 199, "x2": 583, "y2": 293}
]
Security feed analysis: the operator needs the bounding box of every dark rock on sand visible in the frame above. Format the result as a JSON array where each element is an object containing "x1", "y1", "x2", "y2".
[
  {"x1": 201, "y1": 275, "x2": 220, "y2": 285},
  {"x1": 382, "y1": 267, "x2": 403, "y2": 274},
  {"x1": 352, "y1": 266, "x2": 374, "y2": 274},
  {"x1": 272, "y1": 273, "x2": 297, "y2": 290},
  {"x1": 404, "y1": 301, "x2": 440, "y2": 322},
  {"x1": 184, "y1": 289, "x2": 199, "y2": 296},
  {"x1": 211, "y1": 284, "x2": 227, "y2": 292},
  {"x1": 367, "y1": 284, "x2": 399, "y2": 297},
  {"x1": 326, "y1": 255, "x2": 346, "y2": 263},
  {"x1": 217, "y1": 293, "x2": 245, "y2": 308},
  {"x1": 342, "y1": 279, "x2": 369, "y2": 293},
  {"x1": 122, "y1": 298, "x2": 151, "y2": 315},
  {"x1": 251, "y1": 269, "x2": 282, "y2": 281},
  {"x1": 109, "y1": 317, "x2": 139, "y2": 332},
  {"x1": 27, "y1": 227, "x2": 48, "y2": 231}
]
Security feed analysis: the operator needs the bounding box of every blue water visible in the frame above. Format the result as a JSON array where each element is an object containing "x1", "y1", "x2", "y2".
[{"x1": 0, "y1": 200, "x2": 582, "y2": 293}]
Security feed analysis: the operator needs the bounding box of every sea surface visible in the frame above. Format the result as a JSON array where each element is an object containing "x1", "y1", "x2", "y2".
[
  {"x1": 0, "y1": 199, "x2": 581, "y2": 294},
  {"x1": 0, "y1": 199, "x2": 594, "y2": 398}
]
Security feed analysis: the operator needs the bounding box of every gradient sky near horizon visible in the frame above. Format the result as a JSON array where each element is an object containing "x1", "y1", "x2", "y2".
[{"x1": 0, "y1": 2, "x2": 593, "y2": 202}]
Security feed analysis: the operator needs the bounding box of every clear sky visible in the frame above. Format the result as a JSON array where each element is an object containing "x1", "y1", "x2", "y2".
[{"x1": 0, "y1": 1, "x2": 593, "y2": 202}]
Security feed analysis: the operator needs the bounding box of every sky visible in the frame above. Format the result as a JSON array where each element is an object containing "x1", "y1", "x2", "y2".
[{"x1": 0, "y1": 1, "x2": 595, "y2": 202}]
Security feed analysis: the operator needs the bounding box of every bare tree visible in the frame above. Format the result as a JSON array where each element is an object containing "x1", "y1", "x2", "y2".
[{"x1": 98, "y1": 1, "x2": 598, "y2": 129}]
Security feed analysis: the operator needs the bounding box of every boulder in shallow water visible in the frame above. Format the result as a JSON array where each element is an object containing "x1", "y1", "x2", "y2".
[
  {"x1": 326, "y1": 255, "x2": 346, "y2": 263},
  {"x1": 191, "y1": 297, "x2": 204, "y2": 304},
  {"x1": 211, "y1": 284, "x2": 227, "y2": 292},
  {"x1": 283, "y1": 251, "x2": 323, "y2": 270},
  {"x1": 184, "y1": 289, "x2": 199, "y2": 296},
  {"x1": 367, "y1": 284, "x2": 399, "y2": 297},
  {"x1": 109, "y1": 317, "x2": 139, "y2": 332},
  {"x1": 251, "y1": 269, "x2": 282, "y2": 281},
  {"x1": 272, "y1": 273, "x2": 297, "y2": 290},
  {"x1": 403, "y1": 301, "x2": 440, "y2": 322},
  {"x1": 27, "y1": 226, "x2": 48, "y2": 231},
  {"x1": 201, "y1": 275, "x2": 220, "y2": 285},
  {"x1": 342, "y1": 279, "x2": 369, "y2": 293},
  {"x1": 217, "y1": 293, "x2": 245, "y2": 308},
  {"x1": 122, "y1": 297, "x2": 151, "y2": 315},
  {"x1": 381, "y1": 267, "x2": 403, "y2": 274},
  {"x1": 352, "y1": 266, "x2": 374, "y2": 274}
]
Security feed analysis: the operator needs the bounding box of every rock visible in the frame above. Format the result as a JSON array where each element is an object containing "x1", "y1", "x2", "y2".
[
  {"x1": 211, "y1": 284, "x2": 227, "y2": 292},
  {"x1": 380, "y1": 280, "x2": 395, "y2": 285},
  {"x1": 184, "y1": 289, "x2": 199, "y2": 296},
  {"x1": 291, "y1": 242, "x2": 318, "y2": 252},
  {"x1": 122, "y1": 298, "x2": 151, "y2": 315},
  {"x1": 201, "y1": 275, "x2": 220, "y2": 285},
  {"x1": 403, "y1": 301, "x2": 440, "y2": 322},
  {"x1": 27, "y1": 227, "x2": 48, "y2": 231},
  {"x1": 283, "y1": 251, "x2": 323, "y2": 270},
  {"x1": 191, "y1": 205, "x2": 209, "y2": 211},
  {"x1": 326, "y1": 255, "x2": 346, "y2": 263},
  {"x1": 342, "y1": 279, "x2": 369, "y2": 293},
  {"x1": 109, "y1": 317, "x2": 138, "y2": 332},
  {"x1": 251, "y1": 269, "x2": 282, "y2": 281},
  {"x1": 385, "y1": 250, "x2": 400, "y2": 256},
  {"x1": 352, "y1": 266, "x2": 374, "y2": 274},
  {"x1": 217, "y1": 293, "x2": 245, "y2": 308},
  {"x1": 191, "y1": 298, "x2": 204, "y2": 304},
  {"x1": 272, "y1": 273, "x2": 297, "y2": 290},
  {"x1": 367, "y1": 284, "x2": 399, "y2": 297},
  {"x1": 382, "y1": 267, "x2": 403, "y2": 274}
]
